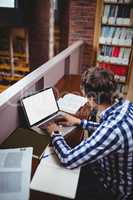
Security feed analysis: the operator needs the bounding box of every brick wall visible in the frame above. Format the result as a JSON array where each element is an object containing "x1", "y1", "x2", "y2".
[
  {"x1": 26, "y1": 0, "x2": 50, "y2": 70},
  {"x1": 58, "y1": 0, "x2": 69, "y2": 52},
  {"x1": 23, "y1": 0, "x2": 97, "y2": 71},
  {"x1": 69, "y1": 0, "x2": 97, "y2": 71}
]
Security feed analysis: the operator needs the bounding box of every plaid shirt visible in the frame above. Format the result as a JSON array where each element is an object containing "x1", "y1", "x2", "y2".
[{"x1": 52, "y1": 99, "x2": 133, "y2": 199}]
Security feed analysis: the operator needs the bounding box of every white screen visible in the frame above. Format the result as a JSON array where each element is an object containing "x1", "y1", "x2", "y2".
[
  {"x1": 22, "y1": 88, "x2": 58, "y2": 126},
  {"x1": 0, "y1": 0, "x2": 15, "y2": 8}
]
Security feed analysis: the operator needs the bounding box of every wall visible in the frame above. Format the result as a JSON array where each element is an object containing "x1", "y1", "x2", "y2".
[
  {"x1": 24, "y1": 0, "x2": 50, "y2": 71},
  {"x1": 69, "y1": 0, "x2": 97, "y2": 71},
  {"x1": 58, "y1": 0, "x2": 69, "y2": 52}
]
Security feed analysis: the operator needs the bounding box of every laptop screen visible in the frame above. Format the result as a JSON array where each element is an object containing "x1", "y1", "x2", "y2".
[{"x1": 21, "y1": 88, "x2": 59, "y2": 126}]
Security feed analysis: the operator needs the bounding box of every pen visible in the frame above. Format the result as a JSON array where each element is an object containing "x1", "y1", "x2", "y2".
[{"x1": 42, "y1": 152, "x2": 55, "y2": 159}]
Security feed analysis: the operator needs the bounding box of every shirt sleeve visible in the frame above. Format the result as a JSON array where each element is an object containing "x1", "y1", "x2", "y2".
[
  {"x1": 80, "y1": 119, "x2": 100, "y2": 129},
  {"x1": 51, "y1": 123, "x2": 121, "y2": 169}
]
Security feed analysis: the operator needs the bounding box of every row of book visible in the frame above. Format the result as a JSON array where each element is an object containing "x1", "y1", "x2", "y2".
[
  {"x1": 102, "y1": 4, "x2": 133, "y2": 25},
  {"x1": 0, "y1": 57, "x2": 27, "y2": 66},
  {"x1": 104, "y1": 0, "x2": 132, "y2": 3},
  {"x1": 99, "y1": 62, "x2": 127, "y2": 80},
  {"x1": 97, "y1": 46, "x2": 131, "y2": 65},
  {"x1": 99, "y1": 63, "x2": 127, "y2": 93},
  {"x1": 99, "y1": 27, "x2": 133, "y2": 46},
  {"x1": 0, "y1": 71, "x2": 23, "y2": 79}
]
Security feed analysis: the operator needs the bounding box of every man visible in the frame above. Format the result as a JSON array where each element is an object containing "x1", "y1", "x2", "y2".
[{"x1": 47, "y1": 67, "x2": 133, "y2": 200}]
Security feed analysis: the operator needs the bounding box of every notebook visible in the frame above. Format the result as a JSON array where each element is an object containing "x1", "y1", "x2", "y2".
[
  {"x1": 21, "y1": 87, "x2": 76, "y2": 136},
  {"x1": 30, "y1": 146, "x2": 80, "y2": 199}
]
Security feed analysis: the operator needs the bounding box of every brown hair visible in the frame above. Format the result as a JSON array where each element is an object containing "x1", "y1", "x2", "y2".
[{"x1": 80, "y1": 67, "x2": 117, "y2": 105}]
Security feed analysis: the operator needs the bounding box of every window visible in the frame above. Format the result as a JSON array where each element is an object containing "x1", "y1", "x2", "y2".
[{"x1": 0, "y1": 0, "x2": 15, "y2": 8}]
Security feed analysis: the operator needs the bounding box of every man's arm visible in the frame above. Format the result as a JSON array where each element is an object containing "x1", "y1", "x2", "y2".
[
  {"x1": 50, "y1": 122, "x2": 121, "y2": 169},
  {"x1": 80, "y1": 119, "x2": 100, "y2": 130},
  {"x1": 59, "y1": 113, "x2": 100, "y2": 129}
]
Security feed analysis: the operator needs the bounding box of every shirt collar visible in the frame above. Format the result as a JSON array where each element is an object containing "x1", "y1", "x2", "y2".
[{"x1": 99, "y1": 99, "x2": 124, "y2": 122}]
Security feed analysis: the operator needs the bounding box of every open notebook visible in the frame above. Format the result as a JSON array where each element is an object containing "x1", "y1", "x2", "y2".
[
  {"x1": 0, "y1": 147, "x2": 33, "y2": 200},
  {"x1": 30, "y1": 146, "x2": 80, "y2": 199}
]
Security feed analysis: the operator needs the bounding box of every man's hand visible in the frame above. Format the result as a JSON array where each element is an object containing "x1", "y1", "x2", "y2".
[
  {"x1": 61, "y1": 113, "x2": 81, "y2": 126},
  {"x1": 46, "y1": 114, "x2": 81, "y2": 137},
  {"x1": 47, "y1": 122, "x2": 60, "y2": 136}
]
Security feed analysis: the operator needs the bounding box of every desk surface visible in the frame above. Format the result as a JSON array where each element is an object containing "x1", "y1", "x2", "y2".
[{"x1": 0, "y1": 74, "x2": 84, "y2": 200}]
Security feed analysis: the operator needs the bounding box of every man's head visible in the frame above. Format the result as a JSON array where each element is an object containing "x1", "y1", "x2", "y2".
[{"x1": 80, "y1": 67, "x2": 117, "y2": 106}]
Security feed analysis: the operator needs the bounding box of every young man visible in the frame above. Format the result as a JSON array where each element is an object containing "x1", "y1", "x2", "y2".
[{"x1": 47, "y1": 67, "x2": 133, "y2": 200}]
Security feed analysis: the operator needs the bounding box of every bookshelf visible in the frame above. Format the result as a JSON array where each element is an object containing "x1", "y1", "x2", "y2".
[
  {"x1": 0, "y1": 28, "x2": 30, "y2": 92},
  {"x1": 96, "y1": 0, "x2": 133, "y2": 93}
]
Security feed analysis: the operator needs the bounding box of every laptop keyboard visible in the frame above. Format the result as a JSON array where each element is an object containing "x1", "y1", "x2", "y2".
[
  {"x1": 38, "y1": 113, "x2": 65, "y2": 129},
  {"x1": 38, "y1": 112, "x2": 76, "y2": 136}
]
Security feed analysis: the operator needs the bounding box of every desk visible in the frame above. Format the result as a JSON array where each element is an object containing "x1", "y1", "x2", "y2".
[{"x1": 0, "y1": 74, "x2": 85, "y2": 200}]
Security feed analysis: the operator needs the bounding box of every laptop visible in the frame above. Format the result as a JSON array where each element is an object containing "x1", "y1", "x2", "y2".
[{"x1": 21, "y1": 87, "x2": 76, "y2": 135}]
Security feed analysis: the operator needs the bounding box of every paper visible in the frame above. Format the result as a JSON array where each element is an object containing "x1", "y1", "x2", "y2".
[
  {"x1": 58, "y1": 93, "x2": 87, "y2": 114},
  {"x1": 30, "y1": 146, "x2": 80, "y2": 199},
  {"x1": 0, "y1": 147, "x2": 33, "y2": 200}
]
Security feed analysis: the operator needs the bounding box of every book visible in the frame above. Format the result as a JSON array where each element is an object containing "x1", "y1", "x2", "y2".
[
  {"x1": 102, "y1": 5, "x2": 110, "y2": 24},
  {"x1": 58, "y1": 93, "x2": 87, "y2": 114},
  {"x1": 112, "y1": 27, "x2": 122, "y2": 45},
  {"x1": 108, "y1": 5, "x2": 117, "y2": 24},
  {"x1": 30, "y1": 146, "x2": 81, "y2": 199},
  {"x1": 119, "y1": 28, "x2": 128, "y2": 46},
  {"x1": 122, "y1": 48, "x2": 131, "y2": 65},
  {"x1": 0, "y1": 147, "x2": 33, "y2": 200}
]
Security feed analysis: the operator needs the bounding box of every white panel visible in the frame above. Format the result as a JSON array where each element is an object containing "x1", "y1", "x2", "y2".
[
  {"x1": 69, "y1": 49, "x2": 80, "y2": 74},
  {"x1": 44, "y1": 60, "x2": 65, "y2": 88}
]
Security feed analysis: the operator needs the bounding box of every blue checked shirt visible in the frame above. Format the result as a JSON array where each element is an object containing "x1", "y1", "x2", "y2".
[{"x1": 51, "y1": 99, "x2": 133, "y2": 199}]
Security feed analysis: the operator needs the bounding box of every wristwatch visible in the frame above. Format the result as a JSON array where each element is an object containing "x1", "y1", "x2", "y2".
[{"x1": 51, "y1": 130, "x2": 60, "y2": 137}]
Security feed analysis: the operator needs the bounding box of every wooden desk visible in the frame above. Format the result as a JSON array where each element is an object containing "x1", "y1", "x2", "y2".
[{"x1": 0, "y1": 74, "x2": 84, "y2": 200}]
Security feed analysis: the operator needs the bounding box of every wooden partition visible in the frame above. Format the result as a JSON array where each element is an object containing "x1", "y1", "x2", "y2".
[{"x1": 0, "y1": 40, "x2": 84, "y2": 144}]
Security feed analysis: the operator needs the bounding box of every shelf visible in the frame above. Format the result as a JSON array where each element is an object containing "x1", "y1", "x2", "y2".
[
  {"x1": 96, "y1": 0, "x2": 133, "y2": 91},
  {"x1": 0, "y1": 75, "x2": 23, "y2": 82},
  {"x1": 116, "y1": 79, "x2": 126, "y2": 84},
  {"x1": 0, "y1": 51, "x2": 10, "y2": 56},
  {"x1": 97, "y1": 60, "x2": 129, "y2": 66},
  {"x1": 14, "y1": 53, "x2": 26, "y2": 58},
  {"x1": 0, "y1": 27, "x2": 29, "y2": 93},
  {"x1": 15, "y1": 66, "x2": 30, "y2": 73},
  {"x1": 0, "y1": 56, "x2": 10, "y2": 60},
  {"x1": 0, "y1": 52, "x2": 26, "y2": 58},
  {"x1": 114, "y1": 75, "x2": 126, "y2": 84},
  {"x1": 0, "y1": 65, "x2": 30, "y2": 73},
  {"x1": 0, "y1": 64, "x2": 11, "y2": 70},
  {"x1": 99, "y1": 43, "x2": 132, "y2": 48},
  {"x1": 102, "y1": 23, "x2": 133, "y2": 28},
  {"x1": 104, "y1": 1, "x2": 133, "y2": 5},
  {"x1": 0, "y1": 85, "x2": 10, "y2": 93}
]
